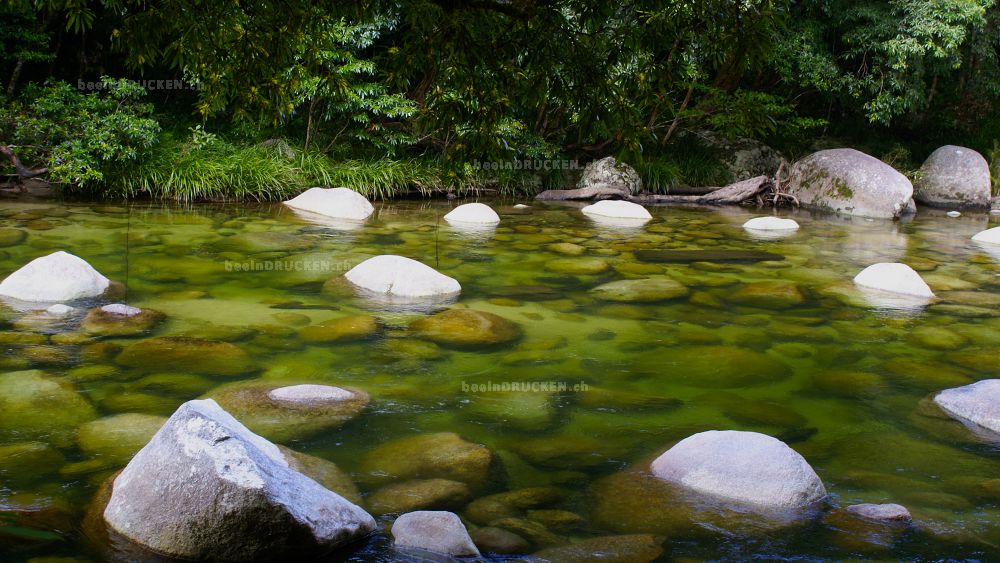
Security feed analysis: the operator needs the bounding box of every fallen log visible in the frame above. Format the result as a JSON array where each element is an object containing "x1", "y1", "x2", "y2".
[
  {"x1": 628, "y1": 176, "x2": 771, "y2": 205},
  {"x1": 534, "y1": 182, "x2": 630, "y2": 201}
]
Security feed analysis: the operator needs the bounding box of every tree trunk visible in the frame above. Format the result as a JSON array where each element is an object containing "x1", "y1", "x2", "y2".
[{"x1": 629, "y1": 176, "x2": 771, "y2": 205}]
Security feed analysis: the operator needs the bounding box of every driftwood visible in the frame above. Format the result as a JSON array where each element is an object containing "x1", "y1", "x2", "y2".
[
  {"x1": 534, "y1": 183, "x2": 630, "y2": 201},
  {"x1": 628, "y1": 176, "x2": 771, "y2": 205},
  {"x1": 0, "y1": 145, "x2": 48, "y2": 179}
]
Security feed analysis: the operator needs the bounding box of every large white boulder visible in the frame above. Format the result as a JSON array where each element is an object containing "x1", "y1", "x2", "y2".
[
  {"x1": 742, "y1": 217, "x2": 800, "y2": 231},
  {"x1": 0, "y1": 251, "x2": 109, "y2": 302},
  {"x1": 934, "y1": 379, "x2": 1000, "y2": 435},
  {"x1": 391, "y1": 511, "x2": 480, "y2": 557},
  {"x1": 344, "y1": 255, "x2": 461, "y2": 299},
  {"x1": 283, "y1": 187, "x2": 374, "y2": 221},
  {"x1": 443, "y1": 203, "x2": 500, "y2": 225},
  {"x1": 853, "y1": 263, "x2": 934, "y2": 298},
  {"x1": 972, "y1": 227, "x2": 1000, "y2": 245},
  {"x1": 785, "y1": 149, "x2": 913, "y2": 219},
  {"x1": 581, "y1": 200, "x2": 652, "y2": 220},
  {"x1": 103, "y1": 399, "x2": 375, "y2": 561},
  {"x1": 914, "y1": 146, "x2": 992, "y2": 209},
  {"x1": 650, "y1": 430, "x2": 826, "y2": 510}
]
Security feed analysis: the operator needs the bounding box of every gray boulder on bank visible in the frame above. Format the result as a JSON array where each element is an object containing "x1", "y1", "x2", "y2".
[
  {"x1": 914, "y1": 145, "x2": 992, "y2": 209},
  {"x1": 102, "y1": 399, "x2": 375, "y2": 561},
  {"x1": 650, "y1": 430, "x2": 826, "y2": 510},
  {"x1": 785, "y1": 149, "x2": 913, "y2": 219},
  {"x1": 536, "y1": 157, "x2": 641, "y2": 200}
]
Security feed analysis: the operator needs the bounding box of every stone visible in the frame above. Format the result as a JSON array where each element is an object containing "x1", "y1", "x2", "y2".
[
  {"x1": 391, "y1": 511, "x2": 480, "y2": 557},
  {"x1": 81, "y1": 305, "x2": 165, "y2": 337},
  {"x1": 577, "y1": 157, "x2": 642, "y2": 194},
  {"x1": 729, "y1": 280, "x2": 804, "y2": 309},
  {"x1": 360, "y1": 432, "x2": 495, "y2": 491},
  {"x1": 116, "y1": 337, "x2": 256, "y2": 376},
  {"x1": 208, "y1": 381, "x2": 369, "y2": 443},
  {"x1": 548, "y1": 242, "x2": 586, "y2": 256},
  {"x1": 298, "y1": 314, "x2": 379, "y2": 343},
  {"x1": 785, "y1": 149, "x2": 913, "y2": 219},
  {"x1": 635, "y1": 249, "x2": 783, "y2": 263},
  {"x1": 972, "y1": 227, "x2": 1000, "y2": 245},
  {"x1": 854, "y1": 263, "x2": 934, "y2": 298},
  {"x1": 545, "y1": 257, "x2": 610, "y2": 275},
  {"x1": 812, "y1": 370, "x2": 884, "y2": 397},
  {"x1": 637, "y1": 345, "x2": 791, "y2": 388},
  {"x1": 581, "y1": 200, "x2": 652, "y2": 220},
  {"x1": 45, "y1": 304, "x2": 75, "y2": 316},
  {"x1": 0, "y1": 370, "x2": 96, "y2": 447},
  {"x1": 463, "y1": 391, "x2": 559, "y2": 432},
  {"x1": 589, "y1": 278, "x2": 689, "y2": 303},
  {"x1": 908, "y1": 326, "x2": 968, "y2": 351},
  {"x1": 0, "y1": 442, "x2": 65, "y2": 485},
  {"x1": 368, "y1": 479, "x2": 472, "y2": 515},
  {"x1": 279, "y1": 447, "x2": 363, "y2": 506},
  {"x1": 533, "y1": 534, "x2": 664, "y2": 563},
  {"x1": 525, "y1": 509, "x2": 584, "y2": 531},
  {"x1": 914, "y1": 145, "x2": 991, "y2": 209},
  {"x1": 343, "y1": 255, "x2": 461, "y2": 299},
  {"x1": 77, "y1": 413, "x2": 167, "y2": 465},
  {"x1": 470, "y1": 526, "x2": 531, "y2": 554},
  {"x1": 844, "y1": 503, "x2": 912, "y2": 523},
  {"x1": 934, "y1": 379, "x2": 1000, "y2": 435},
  {"x1": 283, "y1": 187, "x2": 374, "y2": 221},
  {"x1": 650, "y1": 430, "x2": 826, "y2": 509},
  {"x1": 410, "y1": 308, "x2": 522, "y2": 349},
  {"x1": 742, "y1": 217, "x2": 799, "y2": 231},
  {"x1": 488, "y1": 517, "x2": 563, "y2": 548},
  {"x1": 444, "y1": 202, "x2": 501, "y2": 225},
  {"x1": 102, "y1": 399, "x2": 375, "y2": 561},
  {"x1": 464, "y1": 487, "x2": 566, "y2": 525},
  {"x1": 0, "y1": 227, "x2": 26, "y2": 247},
  {"x1": 0, "y1": 251, "x2": 110, "y2": 302}
]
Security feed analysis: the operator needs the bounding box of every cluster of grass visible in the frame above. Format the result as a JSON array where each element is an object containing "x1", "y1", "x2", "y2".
[
  {"x1": 99, "y1": 135, "x2": 551, "y2": 202},
  {"x1": 634, "y1": 142, "x2": 733, "y2": 193}
]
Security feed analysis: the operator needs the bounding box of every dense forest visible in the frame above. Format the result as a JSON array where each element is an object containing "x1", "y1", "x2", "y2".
[{"x1": 2, "y1": 0, "x2": 999, "y2": 200}]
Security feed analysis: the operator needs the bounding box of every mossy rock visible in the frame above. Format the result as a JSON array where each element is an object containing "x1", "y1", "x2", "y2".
[
  {"x1": 811, "y1": 370, "x2": 885, "y2": 398},
  {"x1": 532, "y1": 534, "x2": 664, "y2": 562},
  {"x1": 462, "y1": 391, "x2": 560, "y2": 432},
  {"x1": 509, "y1": 435, "x2": 630, "y2": 470},
  {"x1": 116, "y1": 337, "x2": 256, "y2": 376},
  {"x1": 728, "y1": 281, "x2": 805, "y2": 309},
  {"x1": 410, "y1": 309, "x2": 522, "y2": 349},
  {"x1": 76, "y1": 413, "x2": 167, "y2": 465},
  {"x1": 81, "y1": 306, "x2": 166, "y2": 337},
  {"x1": 298, "y1": 314, "x2": 380, "y2": 343},
  {"x1": 469, "y1": 526, "x2": 531, "y2": 555},
  {"x1": 0, "y1": 370, "x2": 97, "y2": 447},
  {"x1": 359, "y1": 432, "x2": 497, "y2": 492},
  {"x1": 544, "y1": 258, "x2": 610, "y2": 275},
  {"x1": 547, "y1": 243, "x2": 586, "y2": 256},
  {"x1": 0, "y1": 442, "x2": 65, "y2": 485},
  {"x1": 636, "y1": 346, "x2": 791, "y2": 388},
  {"x1": 0, "y1": 227, "x2": 27, "y2": 247},
  {"x1": 206, "y1": 381, "x2": 370, "y2": 443},
  {"x1": 367, "y1": 478, "x2": 472, "y2": 515},
  {"x1": 589, "y1": 278, "x2": 689, "y2": 303}
]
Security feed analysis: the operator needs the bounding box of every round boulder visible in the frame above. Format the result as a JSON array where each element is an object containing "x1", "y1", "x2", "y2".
[
  {"x1": 283, "y1": 187, "x2": 374, "y2": 221},
  {"x1": 581, "y1": 200, "x2": 652, "y2": 220},
  {"x1": 578, "y1": 157, "x2": 642, "y2": 195},
  {"x1": 844, "y1": 503, "x2": 912, "y2": 523},
  {"x1": 0, "y1": 370, "x2": 96, "y2": 447},
  {"x1": 81, "y1": 304, "x2": 166, "y2": 337},
  {"x1": 853, "y1": 263, "x2": 934, "y2": 298},
  {"x1": 444, "y1": 203, "x2": 501, "y2": 225},
  {"x1": 933, "y1": 379, "x2": 1000, "y2": 435},
  {"x1": 650, "y1": 430, "x2": 826, "y2": 510},
  {"x1": 410, "y1": 308, "x2": 521, "y2": 349},
  {"x1": 0, "y1": 251, "x2": 110, "y2": 302},
  {"x1": 298, "y1": 315, "x2": 379, "y2": 343},
  {"x1": 785, "y1": 149, "x2": 913, "y2": 219},
  {"x1": 972, "y1": 227, "x2": 1000, "y2": 245},
  {"x1": 589, "y1": 278, "x2": 689, "y2": 303},
  {"x1": 77, "y1": 413, "x2": 167, "y2": 465},
  {"x1": 344, "y1": 255, "x2": 461, "y2": 300},
  {"x1": 743, "y1": 217, "x2": 799, "y2": 231},
  {"x1": 391, "y1": 510, "x2": 480, "y2": 557},
  {"x1": 207, "y1": 381, "x2": 369, "y2": 443},
  {"x1": 360, "y1": 432, "x2": 496, "y2": 491},
  {"x1": 914, "y1": 145, "x2": 991, "y2": 209},
  {"x1": 116, "y1": 337, "x2": 256, "y2": 376}
]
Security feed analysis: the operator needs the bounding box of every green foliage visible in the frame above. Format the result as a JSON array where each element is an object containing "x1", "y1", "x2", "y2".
[
  {"x1": 635, "y1": 142, "x2": 733, "y2": 193},
  {"x1": 0, "y1": 78, "x2": 160, "y2": 185}
]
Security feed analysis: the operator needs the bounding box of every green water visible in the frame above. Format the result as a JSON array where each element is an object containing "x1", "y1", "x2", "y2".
[{"x1": 0, "y1": 199, "x2": 998, "y2": 562}]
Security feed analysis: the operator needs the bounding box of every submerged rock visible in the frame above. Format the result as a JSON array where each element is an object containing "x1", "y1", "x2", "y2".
[
  {"x1": 410, "y1": 308, "x2": 522, "y2": 349},
  {"x1": 391, "y1": 510, "x2": 480, "y2": 557},
  {"x1": 464, "y1": 487, "x2": 567, "y2": 525},
  {"x1": 0, "y1": 442, "x2": 65, "y2": 485},
  {"x1": 844, "y1": 503, "x2": 912, "y2": 523},
  {"x1": 280, "y1": 446, "x2": 363, "y2": 506},
  {"x1": 360, "y1": 432, "x2": 496, "y2": 491},
  {"x1": 589, "y1": 278, "x2": 689, "y2": 303},
  {"x1": 545, "y1": 257, "x2": 610, "y2": 275},
  {"x1": 729, "y1": 280, "x2": 804, "y2": 309},
  {"x1": 368, "y1": 478, "x2": 472, "y2": 515},
  {"x1": 533, "y1": 534, "x2": 664, "y2": 563},
  {"x1": 470, "y1": 526, "x2": 531, "y2": 554},
  {"x1": 283, "y1": 187, "x2": 374, "y2": 221},
  {"x1": 914, "y1": 145, "x2": 991, "y2": 209},
  {"x1": 116, "y1": 337, "x2": 256, "y2": 376},
  {"x1": 0, "y1": 227, "x2": 26, "y2": 247},
  {"x1": 0, "y1": 370, "x2": 96, "y2": 447},
  {"x1": 581, "y1": 200, "x2": 652, "y2": 220},
  {"x1": 0, "y1": 251, "x2": 110, "y2": 302},
  {"x1": 102, "y1": 399, "x2": 376, "y2": 561},
  {"x1": 650, "y1": 430, "x2": 826, "y2": 510},
  {"x1": 853, "y1": 263, "x2": 934, "y2": 298},
  {"x1": 77, "y1": 413, "x2": 167, "y2": 465},
  {"x1": 208, "y1": 381, "x2": 369, "y2": 443},
  {"x1": 638, "y1": 345, "x2": 791, "y2": 388},
  {"x1": 785, "y1": 149, "x2": 913, "y2": 219},
  {"x1": 635, "y1": 249, "x2": 783, "y2": 263},
  {"x1": 81, "y1": 305, "x2": 165, "y2": 337},
  {"x1": 444, "y1": 202, "x2": 501, "y2": 225},
  {"x1": 298, "y1": 314, "x2": 379, "y2": 343},
  {"x1": 343, "y1": 255, "x2": 461, "y2": 300},
  {"x1": 933, "y1": 379, "x2": 1000, "y2": 435}
]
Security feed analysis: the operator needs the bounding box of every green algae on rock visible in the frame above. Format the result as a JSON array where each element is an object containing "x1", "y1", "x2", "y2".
[
  {"x1": 410, "y1": 308, "x2": 522, "y2": 349},
  {"x1": 116, "y1": 336, "x2": 256, "y2": 376}
]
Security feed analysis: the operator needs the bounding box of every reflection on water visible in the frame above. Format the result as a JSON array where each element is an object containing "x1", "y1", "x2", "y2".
[{"x1": 0, "y1": 199, "x2": 998, "y2": 561}]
